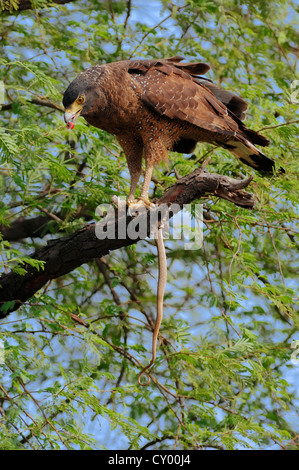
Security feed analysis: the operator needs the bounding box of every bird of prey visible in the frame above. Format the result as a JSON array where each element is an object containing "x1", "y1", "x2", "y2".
[{"x1": 63, "y1": 56, "x2": 279, "y2": 204}]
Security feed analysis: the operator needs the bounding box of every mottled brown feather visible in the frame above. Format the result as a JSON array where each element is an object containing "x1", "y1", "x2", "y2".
[
  {"x1": 63, "y1": 56, "x2": 279, "y2": 201},
  {"x1": 138, "y1": 68, "x2": 238, "y2": 136}
]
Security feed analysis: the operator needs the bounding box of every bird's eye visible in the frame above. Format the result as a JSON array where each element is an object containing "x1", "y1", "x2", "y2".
[{"x1": 76, "y1": 95, "x2": 85, "y2": 104}]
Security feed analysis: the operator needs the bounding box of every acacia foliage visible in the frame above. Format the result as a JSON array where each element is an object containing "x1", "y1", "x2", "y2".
[{"x1": 0, "y1": 0, "x2": 298, "y2": 450}]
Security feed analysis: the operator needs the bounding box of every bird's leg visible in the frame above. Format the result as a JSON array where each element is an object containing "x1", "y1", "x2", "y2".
[
  {"x1": 128, "y1": 157, "x2": 155, "y2": 210},
  {"x1": 138, "y1": 161, "x2": 155, "y2": 207},
  {"x1": 127, "y1": 166, "x2": 145, "y2": 215},
  {"x1": 138, "y1": 141, "x2": 168, "y2": 207},
  {"x1": 116, "y1": 135, "x2": 143, "y2": 205},
  {"x1": 128, "y1": 170, "x2": 142, "y2": 204}
]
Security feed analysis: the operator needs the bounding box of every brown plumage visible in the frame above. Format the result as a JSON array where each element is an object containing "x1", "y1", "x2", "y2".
[{"x1": 63, "y1": 56, "x2": 280, "y2": 203}]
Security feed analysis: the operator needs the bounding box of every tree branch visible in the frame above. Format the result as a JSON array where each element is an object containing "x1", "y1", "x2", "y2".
[
  {"x1": 0, "y1": 169, "x2": 255, "y2": 318},
  {"x1": 0, "y1": 205, "x2": 93, "y2": 241},
  {"x1": 0, "y1": 98, "x2": 64, "y2": 112}
]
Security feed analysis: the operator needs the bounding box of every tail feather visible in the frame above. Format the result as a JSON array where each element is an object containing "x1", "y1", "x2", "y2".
[
  {"x1": 242, "y1": 128, "x2": 270, "y2": 147},
  {"x1": 222, "y1": 140, "x2": 284, "y2": 174}
]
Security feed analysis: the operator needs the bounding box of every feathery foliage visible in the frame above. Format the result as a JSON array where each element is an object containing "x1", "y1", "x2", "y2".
[{"x1": 0, "y1": 0, "x2": 298, "y2": 450}]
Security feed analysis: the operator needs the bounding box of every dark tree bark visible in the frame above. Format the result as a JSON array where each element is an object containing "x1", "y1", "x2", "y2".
[
  {"x1": 1, "y1": 214, "x2": 59, "y2": 241},
  {"x1": 0, "y1": 169, "x2": 255, "y2": 318},
  {"x1": 1, "y1": 0, "x2": 76, "y2": 12},
  {"x1": 0, "y1": 209, "x2": 93, "y2": 241}
]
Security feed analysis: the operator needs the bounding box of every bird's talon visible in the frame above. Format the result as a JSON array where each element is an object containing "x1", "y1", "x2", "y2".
[
  {"x1": 127, "y1": 197, "x2": 153, "y2": 214},
  {"x1": 137, "y1": 196, "x2": 155, "y2": 208}
]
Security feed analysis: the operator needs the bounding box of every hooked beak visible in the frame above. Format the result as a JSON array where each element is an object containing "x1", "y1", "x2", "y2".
[{"x1": 64, "y1": 104, "x2": 83, "y2": 128}]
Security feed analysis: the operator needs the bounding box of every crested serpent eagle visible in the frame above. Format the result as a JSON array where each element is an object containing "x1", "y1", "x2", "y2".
[{"x1": 63, "y1": 56, "x2": 280, "y2": 204}]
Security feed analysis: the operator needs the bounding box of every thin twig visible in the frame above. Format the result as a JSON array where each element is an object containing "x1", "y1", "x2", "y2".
[
  {"x1": 129, "y1": 4, "x2": 188, "y2": 58},
  {"x1": 257, "y1": 119, "x2": 299, "y2": 132}
]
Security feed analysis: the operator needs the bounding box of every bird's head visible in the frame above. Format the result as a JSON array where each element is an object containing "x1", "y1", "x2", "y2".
[{"x1": 63, "y1": 69, "x2": 105, "y2": 129}]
